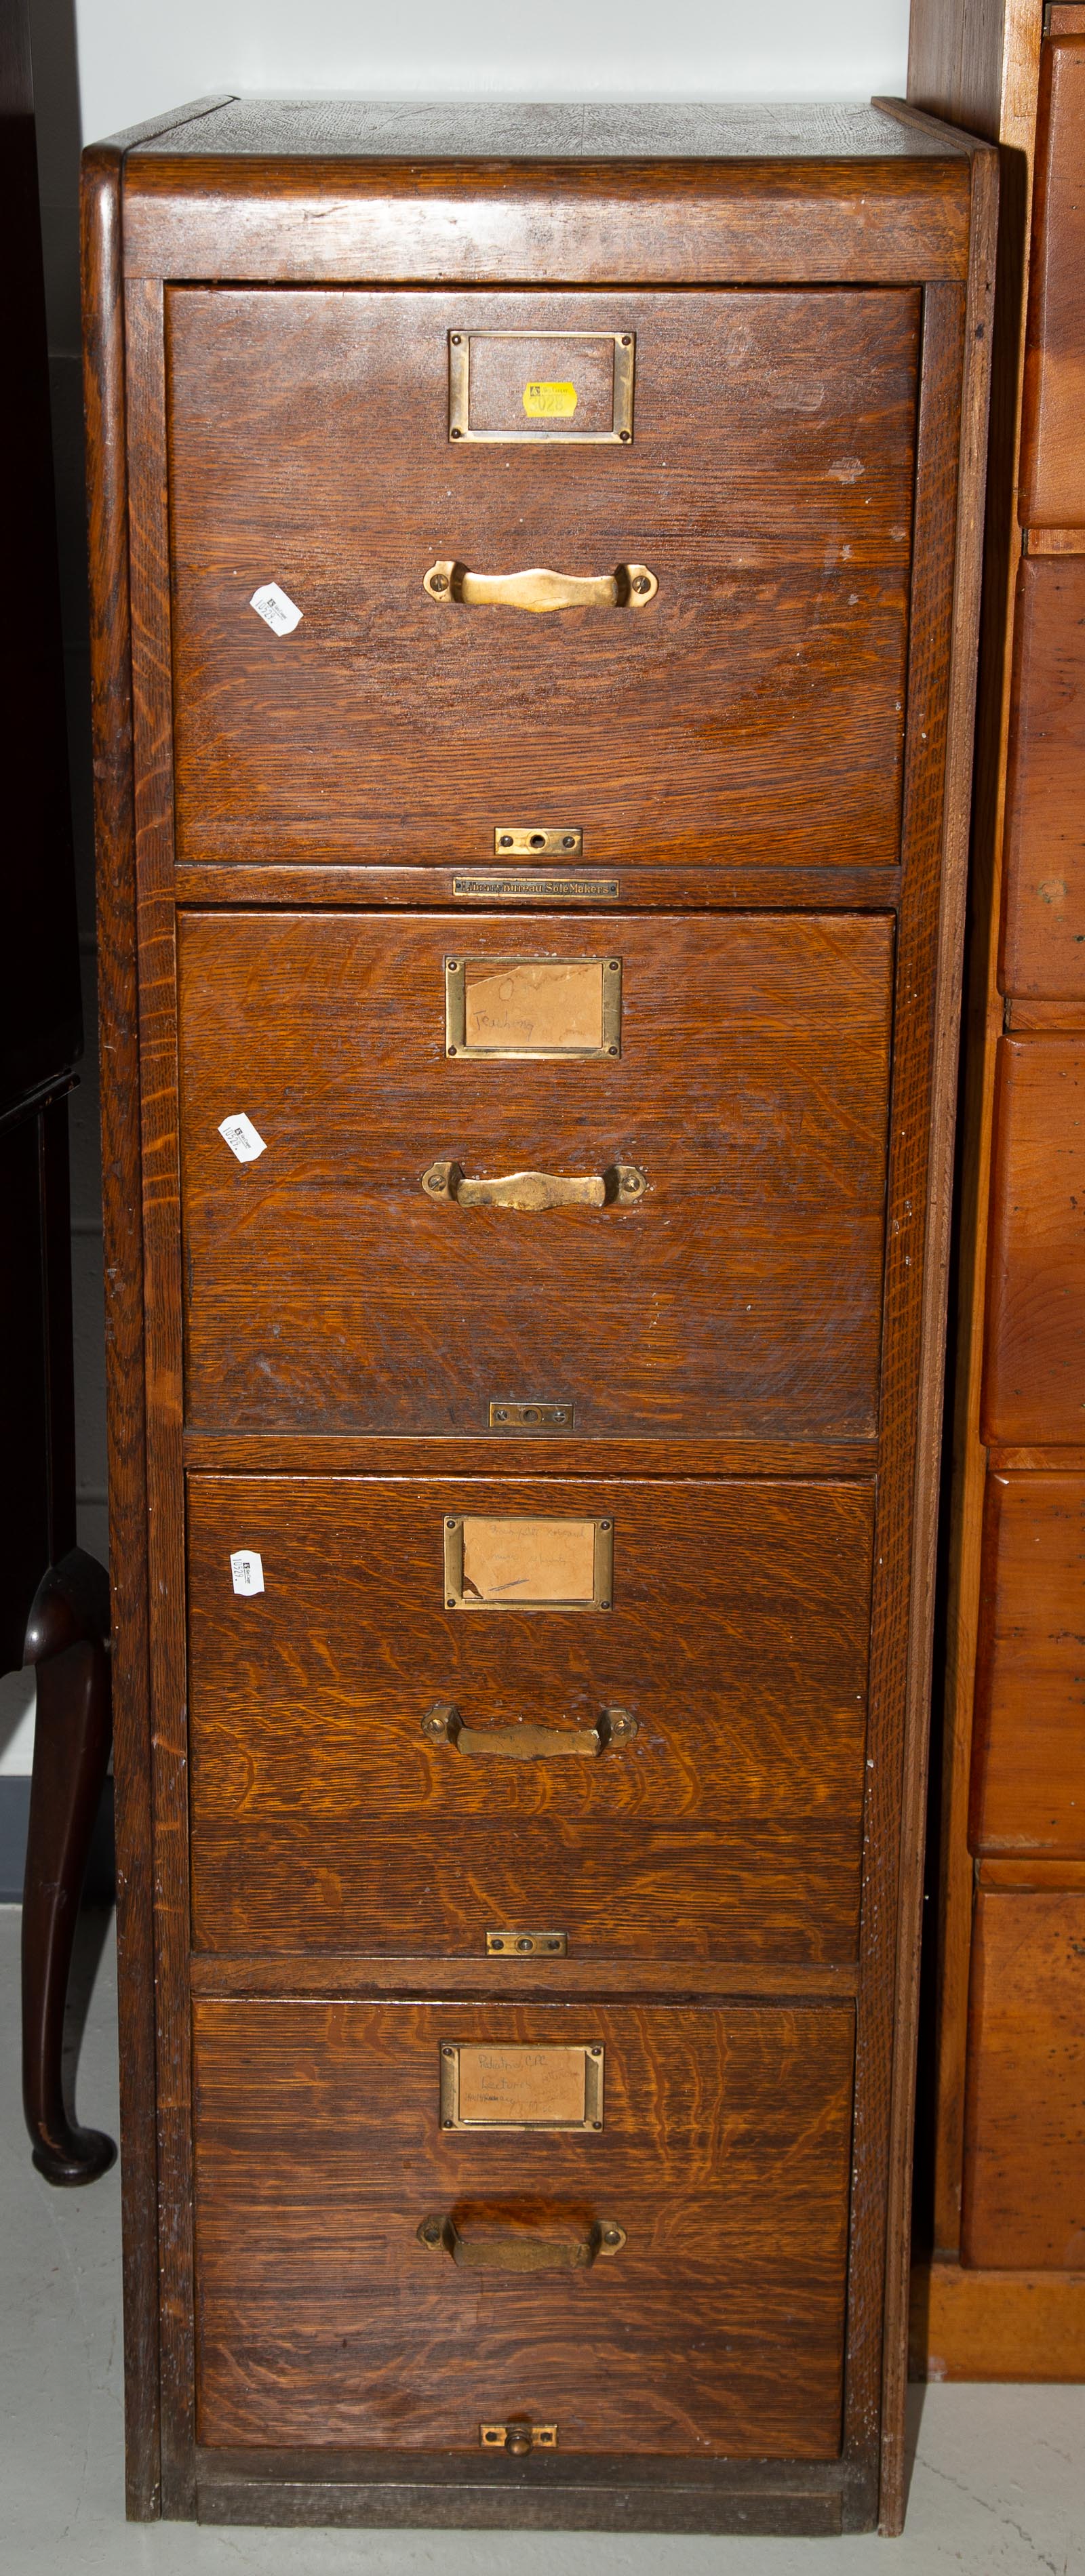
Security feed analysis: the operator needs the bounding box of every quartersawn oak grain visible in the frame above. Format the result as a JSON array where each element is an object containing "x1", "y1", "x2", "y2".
[
  {"x1": 192, "y1": 1996, "x2": 854, "y2": 2457},
  {"x1": 178, "y1": 910, "x2": 894, "y2": 1441},
  {"x1": 186, "y1": 1474, "x2": 874, "y2": 1961}
]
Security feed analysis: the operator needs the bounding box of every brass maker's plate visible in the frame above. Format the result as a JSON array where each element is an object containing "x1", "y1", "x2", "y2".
[
  {"x1": 446, "y1": 956, "x2": 621, "y2": 1059},
  {"x1": 443, "y1": 1514, "x2": 613, "y2": 1612},
  {"x1": 449, "y1": 329, "x2": 635, "y2": 444},
  {"x1": 452, "y1": 874, "x2": 619, "y2": 902},
  {"x1": 440, "y1": 2042, "x2": 604, "y2": 2130}
]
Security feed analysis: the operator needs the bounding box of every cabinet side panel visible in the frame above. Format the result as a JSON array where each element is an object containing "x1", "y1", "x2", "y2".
[
  {"x1": 125, "y1": 273, "x2": 195, "y2": 2514},
  {"x1": 81, "y1": 142, "x2": 161, "y2": 2520},
  {"x1": 875, "y1": 146, "x2": 997, "y2": 2534}
]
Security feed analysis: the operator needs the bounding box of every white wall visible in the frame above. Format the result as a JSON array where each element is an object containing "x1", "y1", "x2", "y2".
[{"x1": 75, "y1": 2, "x2": 910, "y2": 145}]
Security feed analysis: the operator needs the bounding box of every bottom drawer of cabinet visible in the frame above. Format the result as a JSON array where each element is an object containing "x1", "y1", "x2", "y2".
[{"x1": 193, "y1": 1996, "x2": 854, "y2": 2457}]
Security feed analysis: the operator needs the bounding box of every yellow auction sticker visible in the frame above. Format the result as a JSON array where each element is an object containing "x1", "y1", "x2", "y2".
[{"x1": 523, "y1": 380, "x2": 578, "y2": 418}]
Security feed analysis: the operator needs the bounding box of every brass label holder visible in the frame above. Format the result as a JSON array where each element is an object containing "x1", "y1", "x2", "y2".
[
  {"x1": 443, "y1": 1514, "x2": 613, "y2": 1612},
  {"x1": 448, "y1": 328, "x2": 635, "y2": 444},
  {"x1": 439, "y1": 2040, "x2": 604, "y2": 2131},
  {"x1": 446, "y1": 954, "x2": 622, "y2": 1060}
]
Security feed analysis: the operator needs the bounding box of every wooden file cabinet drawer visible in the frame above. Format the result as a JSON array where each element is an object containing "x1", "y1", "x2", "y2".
[
  {"x1": 187, "y1": 1474, "x2": 873, "y2": 1961},
  {"x1": 982, "y1": 1036, "x2": 1085, "y2": 1443},
  {"x1": 178, "y1": 909, "x2": 894, "y2": 1441},
  {"x1": 167, "y1": 285, "x2": 917, "y2": 873},
  {"x1": 962, "y1": 1891, "x2": 1085, "y2": 2269},
  {"x1": 193, "y1": 1996, "x2": 854, "y2": 2455},
  {"x1": 1020, "y1": 33, "x2": 1085, "y2": 527},
  {"x1": 970, "y1": 1472, "x2": 1085, "y2": 1859},
  {"x1": 1000, "y1": 557, "x2": 1085, "y2": 999}
]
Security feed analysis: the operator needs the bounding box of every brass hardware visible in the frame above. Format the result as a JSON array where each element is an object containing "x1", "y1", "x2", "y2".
[
  {"x1": 419, "y1": 2215, "x2": 623, "y2": 2266},
  {"x1": 493, "y1": 827, "x2": 582, "y2": 859},
  {"x1": 446, "y1": 955, "x2": 621, "y2": 1060},
  {"x1": 448, "y1": 327, "x2": 635, "y2": 444},
  {"x1": 443, "y1": 1515, "x2": 614, "y2": 1613},
  {"x1": 486, "y1": 1930, "x2": 568, "y2": 1956},
  {"x1": 452, "y1": 874, "x2": 619, "y2": 902},
  {"x1": 488, "y1": 1399, "x2": 575, "y2": 1430},
  {"x1": 425, "y1": 1702, "x2": 636, "y2": 1758},
  {"x1": 423, "y1": 561, "x2": 657, "y2": 611},
  {"x1": 420, "y1": 1161, "x2": 645, "y2": 1211},
  {"x1": 480, "y1": 2421, "x2": 557, "y2": 2454},
  {"x1": 437, "y1": 2040, "x2": 604, "y2": 2131}
]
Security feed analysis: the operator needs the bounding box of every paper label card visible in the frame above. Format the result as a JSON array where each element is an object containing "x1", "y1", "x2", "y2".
[
  {"x1": 230, "y1": 1550, "x2": 264, "y2": 1597},
  {"x1": 218, "y1": 1113, "x2": 266, "y2": 1163},
  {"x1": 250, "y1": 581, "x2": 302, "y2": 636}
]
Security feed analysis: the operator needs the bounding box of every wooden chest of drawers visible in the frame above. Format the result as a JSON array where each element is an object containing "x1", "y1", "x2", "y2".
[{"x1": 83, "y1": 97, "x2": 993, "y2": 2535}]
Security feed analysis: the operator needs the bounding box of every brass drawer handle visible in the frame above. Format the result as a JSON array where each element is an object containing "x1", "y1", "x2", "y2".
[
  {"x1": 420, "y1": 1160, "x2": 646, "y2": 1211},
  {"x1": 423, "y1": 560, "x2": 657, "y2": 611},
  {"x1": 417, "y1": 2214, "x2": 627, "y2": 2270},
  {"x1": 422, "y1": 1701, "x2": 637, "y2": 1760}
]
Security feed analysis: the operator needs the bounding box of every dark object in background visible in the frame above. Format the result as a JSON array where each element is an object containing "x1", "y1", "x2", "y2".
[{"x1": 1, "y1": 0, "x2": 115, "y2": 2183}]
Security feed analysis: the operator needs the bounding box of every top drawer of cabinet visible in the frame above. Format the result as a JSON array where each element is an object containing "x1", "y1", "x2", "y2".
[{"x1": 165, "y1": 286, "x2": 918, "y2": 874}]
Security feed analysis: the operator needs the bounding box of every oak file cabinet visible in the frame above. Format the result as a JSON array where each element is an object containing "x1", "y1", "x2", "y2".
[{"x1": 83, "y1": 96, "x2": 994, "y2": 2535}]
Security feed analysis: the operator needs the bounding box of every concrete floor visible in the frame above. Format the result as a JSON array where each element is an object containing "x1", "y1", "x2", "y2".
[{"x1": 2, "y1": 1907, "x2": 1082, "y2": 2576}]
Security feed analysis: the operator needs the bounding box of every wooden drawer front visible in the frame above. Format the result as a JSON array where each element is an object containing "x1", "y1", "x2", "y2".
[
  {"x1": 178, "y1": 910, "x2": 893, "y2": 1441},
  {"x1": 193, "y1": 1996, "x2": 853, "y2": 2455},
  {"x1": 187, "y1": 1475, "x2": 873, "y2": 1961},
  {"x1": 981, "y1": 1037, "x2": 1085, "y2": 1443},
  {"x1": 962, "y1": 1892, "x2": 1085, "y2": 2269},
  {"x1": 1001, "y1": 558, "x2": 1085, "y2": 998},
  {"x1": 167, "y1": 285, "x2": 917, "y2": 872},
  {"x1": 971, "y1": 1473, "x2": 1085, "y2": 1859},
  {"x1": 1021, "y1": 36, "x2": 1085, "y2": 526}
]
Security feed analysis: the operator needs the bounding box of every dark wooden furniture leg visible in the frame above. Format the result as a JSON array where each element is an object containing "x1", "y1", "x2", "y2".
[{"x1": 22, "y1": 1548, "x2": 116, "y2": 2183}]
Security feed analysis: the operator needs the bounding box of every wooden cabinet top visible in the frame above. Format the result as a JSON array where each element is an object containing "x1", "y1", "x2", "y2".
[{"x1": 89, "y1": 96, "x2": 984, "y2": 289}]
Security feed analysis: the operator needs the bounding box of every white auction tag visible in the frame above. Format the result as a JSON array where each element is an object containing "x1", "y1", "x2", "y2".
[
  {"x1": 231, "y1": 1550, "x2": 264, "y2": 1597},
  {"x1": 250, "y1": 580, "x2": 302, "y2": 635},
  {"x1": 218, "y1": 1112, "x2": 266, "y2": 1163}
]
